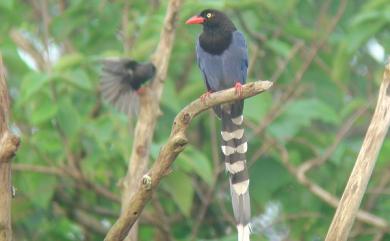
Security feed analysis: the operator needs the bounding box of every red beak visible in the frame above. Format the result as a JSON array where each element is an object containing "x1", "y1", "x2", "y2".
[{"x1": 185, "y1": 15, "x2": 205, "y2": 24}]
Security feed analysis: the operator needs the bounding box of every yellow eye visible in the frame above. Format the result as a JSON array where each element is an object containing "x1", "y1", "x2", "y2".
[{"x1": 206, "y1": 13, "x2": 212, "y2": 18}]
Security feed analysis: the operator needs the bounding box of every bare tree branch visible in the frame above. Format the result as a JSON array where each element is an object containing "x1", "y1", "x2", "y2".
[
  {"x1": 120, "y1": 1, "x2": 183, "y2": 241},
  {"x1": 0, "y1": 54, "x2": 20, "y2": 241},
  {"x1": 12, "y1": 163, "x2": 64, "y2": 176},
  {"x1": 324, "y1": 61, "x2": 390, "y2": 241},
  {"x1": 12, "y1": 163, "x2": 121, "y2": 203},
  {"x1": 104, "y1": 80, "x2": 273, "y2": 241}
]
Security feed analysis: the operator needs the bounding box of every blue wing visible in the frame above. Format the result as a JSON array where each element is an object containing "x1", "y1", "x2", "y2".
[{"x1": 196, "y1": 31, "x2": 248, "y2": 92}]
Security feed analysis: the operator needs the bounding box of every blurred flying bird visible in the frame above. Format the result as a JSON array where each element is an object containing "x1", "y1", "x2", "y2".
[
  {"x1": 100, "y1": 58, "x2": 156, "y2": 115},
  {"x1": 186, "y1": 9, "x2": 250, "y2": 241}
]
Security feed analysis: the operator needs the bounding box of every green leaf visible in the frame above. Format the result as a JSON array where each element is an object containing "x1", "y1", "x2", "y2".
[
  {"x1": 150, "y1": 143, "x2": 163, "y2": 160},
  {"x1": 53, "y1": 53, "x2": 85, "y2": 71},
  {"x1": 250, "y1": 158, "x2": 292, "y2": 203},
  {"x1": 361, "y1": 0, "x2": 390, "y2": 10},
  {"x1": 139, "y1": 226, "x2": 155, "y2": 241},
  {"x1": 19, "y1": 173, "x2": 57, "y2": 209},
  {"x1": 377, "y1": 140, "x2": 390, "y2": 167},
  {"x1": 178, "y1": 80, "x2": 205, "y2": 102},
  {"x1": 351, "y1": 0, "x2": 390, "y2": 26},
  {"x1": 31, "y1": 95, "x2": 59, "y2": 125},
  {"x1": 20, "y1": 72, "x2": 50, "y2": 103},
  {"x1": 331, "y1": 43, "x2": 351, "y2": 83},
  {"x1": 244, "y1": 92, "x2": 272, "y2": 122},
  {"x1": 265, "y1": 39, "x2": 291, "y2": 57},
  {"x1": 345, "y1": 21, "x2": 385, "y2": 53},
  {"x1": 56, "y1": 98, "x2": 81, "y2": 138},
  {"x1": 332, "y1": 13, "x2": 386, "y2": 82},
  {"x1": 0, "y1": 0, "x2": 13, "y2": 10},
  {"x1": 86, "y1": 116, "x2": 116, "y2": 144},
  {"x1": 284, "y1": 21, "x2": 314, "y2": 40},
  {"x1": 269, "y1": 99, "x2": 339, "y2": 140},
  {"x1": 161, "y1": 79, "x2": 182, "y2": 112},
  {"x1": 199, "y1": 235, "x2": 236, "y2": 241},
  {"x1": 41, "y1": 217, "x2": 84, "y2": 241},
  {"x1": 286, "y1": 99, "x2": 339, "y2": 124},
  {"x1": 162, "y1": 171, "x2": 194, "y2": 217},
  {"x1": 30, "y1": 130, "x2": 63, "y2": 154},
  {"x1": 176, "y1": 145, "x2": 213, "y2": 185},
  {"x1": 63, "y1": 69, "x2": 93, "y2": 90},
  {"x1": 339, "y1": 99, "x2": 367, "y2": 119}
]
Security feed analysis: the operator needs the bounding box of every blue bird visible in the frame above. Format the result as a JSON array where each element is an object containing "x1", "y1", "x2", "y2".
[{"x1": 186, "y1": 9, "x2": 251, "y2": 241}]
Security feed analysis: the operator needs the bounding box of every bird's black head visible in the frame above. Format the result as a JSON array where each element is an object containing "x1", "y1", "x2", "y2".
[
  {"x1": 186, "y1": 9, "x2": 236, "y2": 32},
  {"x1": 186, "y1": 9, "x2": 236, "y2": 55},
  {"x1": 134, "y1": 63, "x2": 156, "y2": 82},
  {"x1": 122, "y1": 59, "x2": 156, "y2": 84},
  {"x1": 124, "y1": 60, "x2": 138, "y2": 70}
]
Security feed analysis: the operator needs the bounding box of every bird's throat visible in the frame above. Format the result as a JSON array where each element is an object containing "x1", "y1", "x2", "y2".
[{"x1": 199, "y1": 30, "x2": 232, "y2": 55}]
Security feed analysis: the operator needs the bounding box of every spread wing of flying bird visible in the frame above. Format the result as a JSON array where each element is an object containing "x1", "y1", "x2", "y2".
[{"x1": 100, "y1": 58, "x2": 155, "y2": 115}]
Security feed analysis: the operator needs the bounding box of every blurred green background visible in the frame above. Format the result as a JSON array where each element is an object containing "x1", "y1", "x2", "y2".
[{"x1": 1, "y1": 0, "x2": 390, "y2": 240}]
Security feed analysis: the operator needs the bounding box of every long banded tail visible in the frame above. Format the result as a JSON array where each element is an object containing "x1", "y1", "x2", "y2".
[{"x1": 220, "y1": 103, "x2": 251, "y2": 241}]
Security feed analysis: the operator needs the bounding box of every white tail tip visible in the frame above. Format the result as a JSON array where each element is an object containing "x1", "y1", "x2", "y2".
[{"x1": 237, "y1": 224, "x2": 250, "y2": 241}]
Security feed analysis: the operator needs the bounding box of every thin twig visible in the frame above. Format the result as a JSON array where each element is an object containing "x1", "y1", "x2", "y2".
[
  {"x1": 234, "y1": 10, "x2": 267, "y2": 43},
  {"x1": 12, "y1": 162, "x2": 120, "y2": 203},
  {"x1": 297, "y1": 105, "x2": 369, "y2": 176},
  {"x1": 12, "y1": 163, "x2": 64, "y2": 176},
  {"x1": 62, "y1": 167, "x2": 120, "y2": 203},
  {"x1": 151, "y1": 195, "x2": 172, "y2": 241},
  {"x1": 277, "y1": 144, "x2": 389, "y2": 231},
  {"x1": 252, "y1": 0, "x2": 348, "y2": 136},
  {"x1": 270, "y1": 41, "x2": 304, "y2": 82}
]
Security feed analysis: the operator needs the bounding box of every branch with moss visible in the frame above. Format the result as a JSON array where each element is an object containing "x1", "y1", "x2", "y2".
[{"x1": 104, "y1": 80, "x2": 273, "y2": 241}]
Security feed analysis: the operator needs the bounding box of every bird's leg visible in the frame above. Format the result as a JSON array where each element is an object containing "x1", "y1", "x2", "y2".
[
  {"x1": 137, "y1": 87, "x2": 147, "y2": 95},
  {"x1": 200, "y1": 91, "x2": 212, "y2": 104},
  {"x1": 234, "y1": 82, "x2": 243, "y2": 97}
]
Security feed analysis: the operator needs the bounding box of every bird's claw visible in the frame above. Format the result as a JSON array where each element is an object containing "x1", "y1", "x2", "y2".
[
  {"x1": 137, "y1": 87, "x2": 146, "y2": 95},
  {"x1": 200, "y1": 91, "x2": 212, "y2": 104},
  {"x1": 234, "y1": 82, "x2": 243, "y2": 97}
]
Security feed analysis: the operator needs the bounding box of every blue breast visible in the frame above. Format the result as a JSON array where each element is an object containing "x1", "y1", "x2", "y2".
[{"x1": 196, "y1": 31, "x2": 248, "y2": 91}]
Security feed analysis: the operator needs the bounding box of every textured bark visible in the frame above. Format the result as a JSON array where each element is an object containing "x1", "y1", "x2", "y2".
[
  {"x1": 104, "y1": 80, "x2": 273, "y2": 241},
  {"x1": 325, "y1": 61, "x2": 390, "y2": 241},
  {"x1": 120, "y1": 0, "x2": 183, "y2": 240},
  {"x1": 0, "y1": 54, "x2": 20, "y2": 241}
]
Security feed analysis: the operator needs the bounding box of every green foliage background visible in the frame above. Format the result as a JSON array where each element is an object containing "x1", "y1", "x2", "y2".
[{"x1": 1, "y1": 0, "x2": 390, "y2": 240}]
